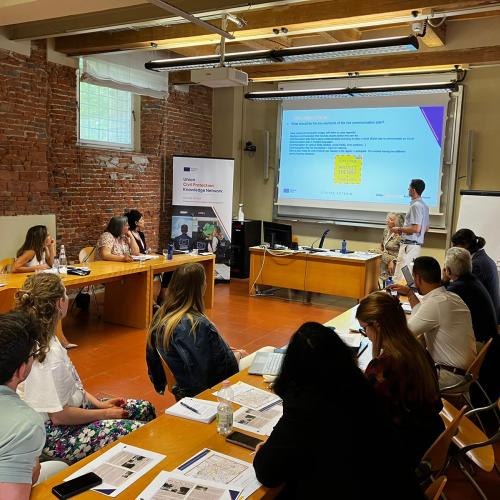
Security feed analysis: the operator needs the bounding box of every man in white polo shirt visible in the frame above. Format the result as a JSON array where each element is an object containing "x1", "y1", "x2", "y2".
[
  {"x1": 392, "y1": 179, "x2": 430, "y2": 282},
  {"x1": 392, "y1": 256, "x2": 477, "y2": 389}
]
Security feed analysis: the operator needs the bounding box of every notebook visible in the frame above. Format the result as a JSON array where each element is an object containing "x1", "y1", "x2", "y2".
[{"x1": 165, "y1": 397, "x2": 218, "y2": 423}]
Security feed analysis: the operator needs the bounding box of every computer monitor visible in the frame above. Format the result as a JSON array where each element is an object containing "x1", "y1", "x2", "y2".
[{"x1": 263, "y1": 221, "x2": 292, "y2": 249}]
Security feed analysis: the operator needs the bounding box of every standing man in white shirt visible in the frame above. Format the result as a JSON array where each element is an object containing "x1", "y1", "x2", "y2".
[
  {"x1": 391, "y1": 179, "x2": 430, "y2": 282},
  {"x1": 391, "y1": 256, "x2": 477, "y2": 389}
]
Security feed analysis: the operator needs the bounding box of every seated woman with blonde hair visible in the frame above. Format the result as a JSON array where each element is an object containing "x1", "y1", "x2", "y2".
[
  {"x1": 356, "y1": 291, "x2": 444, "y2": 466},
  {"x1": 147, "y1": 263, "x2": 245, "y2": 399},
  {"x1": 16, "y1": 273, "x2": 155, "y2": 464},
  {"x1": 370, "y1": 213, "x2": 405, "y2": 278}
]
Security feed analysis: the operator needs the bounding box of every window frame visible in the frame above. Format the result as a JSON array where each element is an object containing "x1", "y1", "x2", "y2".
[{"x1": 76, "y1": 69, "x2": 139, "y2": 151}]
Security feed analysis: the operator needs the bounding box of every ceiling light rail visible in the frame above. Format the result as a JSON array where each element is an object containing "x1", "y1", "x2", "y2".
[
  {"x1": 145, "y1": 35, "x2": 418, "y2": 71},
  {"x1": 244, "y1": 82, "x2": 459, "y2": 101}
]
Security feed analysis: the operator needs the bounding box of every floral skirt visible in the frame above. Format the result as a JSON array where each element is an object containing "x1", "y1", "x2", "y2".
[{"x1": 43, "y1": 399, "x2": 156, "y2": 464}]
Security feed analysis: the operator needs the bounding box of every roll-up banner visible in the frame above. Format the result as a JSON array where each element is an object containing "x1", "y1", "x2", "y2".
[{"x1": 172, "y1": 155, "x2": 235, "y2": 281}]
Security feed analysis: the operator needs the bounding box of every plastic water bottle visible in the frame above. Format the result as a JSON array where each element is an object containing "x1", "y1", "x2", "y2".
[
  {"x1": 59, "y1": 245, "x2": 68, "y2": 274},
  {"x1": 216, "y1": 380, "x2": 234, "y2": 436},
  {"x1": 167, "y1": 242, "x2": 174, "y2": 260},
  {"x1": 237, "y1": 203, "x2": 244, "y2": 222},
  {"x1": 341, "y1": 239, "x2": 347, "y2": 254}
]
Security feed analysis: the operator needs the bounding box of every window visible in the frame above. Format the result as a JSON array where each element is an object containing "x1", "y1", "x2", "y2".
[{"x1": 78, "y1": 81, "x2": 135, "y2": 149}]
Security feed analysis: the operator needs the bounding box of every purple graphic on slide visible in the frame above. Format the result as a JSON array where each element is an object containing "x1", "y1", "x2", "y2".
[{"x1": 419, "y1": 106, "x2": 445, "y2": 146}]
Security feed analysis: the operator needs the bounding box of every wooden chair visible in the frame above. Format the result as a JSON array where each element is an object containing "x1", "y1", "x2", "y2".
[
  {"x1": 424, "y1": 476, "x2": 447, "y2": 500},
  {"x1": 440, "y1": 338, "x2": 494, "y2": 408},
  {"x1": 421, "y1": 405, "x2": 467, "y2": 477},
  {"x1": 78, "y1": 246, "x2": 95, "y2": 263},
  {"x1": 0, "y1": 257, "x2": 14, "y2": 274},
  {"x1": 440, "y1": 398, "x2": 500, "y2": 499},
  {"x1": 157, "y1": 348, "x2": 178, "y2": 397}
]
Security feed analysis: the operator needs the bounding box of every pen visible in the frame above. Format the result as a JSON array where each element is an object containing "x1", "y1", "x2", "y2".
[
  {"x1": 180, "y1": 401, "x2": 200, "y2": 414},
  {"x1": 356, "y1": 343, "x2": 369, "y2": 359}
]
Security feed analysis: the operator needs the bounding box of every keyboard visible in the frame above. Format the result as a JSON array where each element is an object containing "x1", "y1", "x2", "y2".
[{"x1": 262, "y1": 353, "x2": 284, "y2": 375}]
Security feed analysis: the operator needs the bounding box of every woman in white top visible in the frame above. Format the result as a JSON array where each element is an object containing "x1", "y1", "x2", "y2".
[
  {"x1": 13, "y1": 225, "x2": 56, "y2": 273},
  {"x1": 95, "y1": 216, "x2": 140, "y2": 262},
  {"x1": 16, "y1": 273, "x2": 155, "y2": 464}
]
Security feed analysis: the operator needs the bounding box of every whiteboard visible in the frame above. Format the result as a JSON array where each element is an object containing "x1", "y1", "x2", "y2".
[
  {"x1": 456, "y1": 191, "x2": 500, "y2": 268},
  {"x1": 0, "y1": 215, "x2": 56, "y2": 260}
]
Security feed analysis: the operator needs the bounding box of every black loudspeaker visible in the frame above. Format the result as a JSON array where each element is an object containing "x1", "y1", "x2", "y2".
[{"x1": 231, "y1": 220, "x2": 262, "y2": 279}]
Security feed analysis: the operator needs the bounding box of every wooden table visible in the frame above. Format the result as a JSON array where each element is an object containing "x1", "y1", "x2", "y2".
[
  {"x1": 30, "y1": 302, "x2": 372, "y2": 499},
  {"x1": 249, "y1": 247, "x2": 380, "y2": 300},
  {"x1": 0, "y1": 254, "x2": 215, "y2": 329},
  {"x1": 31, "y1": 370, "x2": 274, "y2": 499}
]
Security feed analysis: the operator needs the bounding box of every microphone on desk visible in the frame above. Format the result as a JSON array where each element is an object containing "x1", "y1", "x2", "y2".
[
  {"x1": 303, "y1": 229, "x2": 330, "y2": 252},
  {"x1": 318, "y1": 229, "x2": 330, "y2": 249}
]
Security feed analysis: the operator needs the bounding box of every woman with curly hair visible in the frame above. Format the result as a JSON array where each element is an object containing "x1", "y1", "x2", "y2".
[{"x1": 16, "y1": 273, "x2": 155, "y2": 464}]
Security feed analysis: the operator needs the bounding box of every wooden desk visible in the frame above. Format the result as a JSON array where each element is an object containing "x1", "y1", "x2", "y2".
[
  {"x1": 249, "y1": 248, "x2": 380, "y2": 300},
  {"x1": 0, "y1": 261, "x2": 151, "y2": 329},
  {"x1": 31, "y1": 370, "x2": 273, "y2": 500},
  {"x1": 0, "y1": 254, "x2": 215, "y2": 329},
  {"x1": 30, "y1": 302, "x2": 370, "y2": 499}
]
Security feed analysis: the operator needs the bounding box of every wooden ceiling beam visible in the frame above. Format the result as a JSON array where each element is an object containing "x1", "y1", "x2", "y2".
[
  {"x1": 5, "y1": 0, "x2": 285, "y2": 40},
  {"x1": 421, "y1": 22, "x2": 447, "y2": 47},
  {"x1": 166, "y1": 44, "x2": 500, "y2": 83},
  {"x1": 53, "y1": 0, "x2": 486, "y2": 56}
]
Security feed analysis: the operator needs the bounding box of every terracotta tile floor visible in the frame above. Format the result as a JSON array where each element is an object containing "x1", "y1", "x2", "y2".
[{"x1": 63, "y1": 279, "x2": 499, "y2": 499}]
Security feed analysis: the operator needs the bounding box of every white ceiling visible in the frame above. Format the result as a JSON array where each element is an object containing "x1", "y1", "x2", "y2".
[{"x1": 0, "y1": 0, "x2": 146, "y2": 26}]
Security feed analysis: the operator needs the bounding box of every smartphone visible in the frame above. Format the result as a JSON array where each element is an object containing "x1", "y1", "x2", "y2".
[
  {"x1": 401, "y1": 265, "x2": 418, "y2": 292},
  {"x1": 226, "y1": 431, "x2": 263, "y2": 451},
  {"x1": 52, "y1": 472, "x2": 102, "y2": 499}
]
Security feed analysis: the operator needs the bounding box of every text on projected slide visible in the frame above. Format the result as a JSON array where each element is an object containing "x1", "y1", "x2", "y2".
[{"x1": 279, "y1": 106, "x2": 445, "y2": 210}]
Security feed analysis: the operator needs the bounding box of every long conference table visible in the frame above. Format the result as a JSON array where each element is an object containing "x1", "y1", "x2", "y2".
[
  {"x1": 31, "y1": 304, "x2": 366, "y2": 499},
  {"x1": 0, "y1": 254, "x2": 215, "y2": 328},
  {"x1": 249, "y1": 247, "x2": 381, "y2": 300}
]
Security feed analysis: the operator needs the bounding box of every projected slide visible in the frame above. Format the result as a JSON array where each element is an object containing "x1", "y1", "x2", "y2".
[{"x1": 278, "y1": 106, "x2": 445, "y2": 211}]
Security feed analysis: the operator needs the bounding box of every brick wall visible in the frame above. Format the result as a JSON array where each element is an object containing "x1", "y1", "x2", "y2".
[{"x1": 0, "y1": 40, "x2": 213, "y2": 260}]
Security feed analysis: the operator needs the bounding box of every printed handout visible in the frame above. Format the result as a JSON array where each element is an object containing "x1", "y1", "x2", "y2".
[
  {"x1": 233, "y1": 401, "x2": 283, "y2": 436},
  {"x1": 65, "y1": 444, "x2": 165, "y2": 497},
  {"x1": 136, "y1": 470, "x2": 241, "y2": 500},
  {"x1": 176, "y1": 449, "x2": 260, "y2": 499},
  {"x1": 213, "y1": 382, "x2": 281, "y2": 411}
]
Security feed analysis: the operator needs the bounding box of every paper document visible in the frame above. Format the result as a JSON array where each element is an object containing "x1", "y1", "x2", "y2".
[
  {"x1": 65, "y1": 443, "x2": 165, "y2": 497},
  {"x1": 337, "y1": 332, "x2": 362, "y2": 348},
  {"x1": 233, "y1": 401, "x2": 283, "y2": 436},
  {"x1": 132, "y1": 255, "x2": 159, "y2": 261},
  {"x1": 401, "y1": 303, "x2": 412, "y2": 314},
  {"x1": 136, "y1": 470, "x2": 241, "y2": 500},
  {"x1": 165, "y1": 398, "x2": 218, "y2": 423},
  {"x1": 176, "y1": 449, "x2": 260, "y2": 499},
  {"x1": 213, "y1": 382, "x2": 281, "y2": 411}
]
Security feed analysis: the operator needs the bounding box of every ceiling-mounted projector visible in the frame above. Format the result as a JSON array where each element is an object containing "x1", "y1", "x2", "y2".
[{"x1": 191, "y1": 67, "x2": 248, "y2": 88}]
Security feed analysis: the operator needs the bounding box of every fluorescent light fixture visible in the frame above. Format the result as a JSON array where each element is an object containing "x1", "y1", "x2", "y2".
[
  {"x1": 244, "y1": 82, "x2": 458, "y2": 101},
  {"x1": 145, "y1": 35, "x2": 419, "y2": 72}
]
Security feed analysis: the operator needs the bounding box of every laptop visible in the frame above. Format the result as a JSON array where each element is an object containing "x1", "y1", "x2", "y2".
[
  {"x1": 401, "y1": 265, "x2": 418, "y2": 292},
  {"x1": 249, "y1": 350, "x2": 285, "y2": 376}
]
